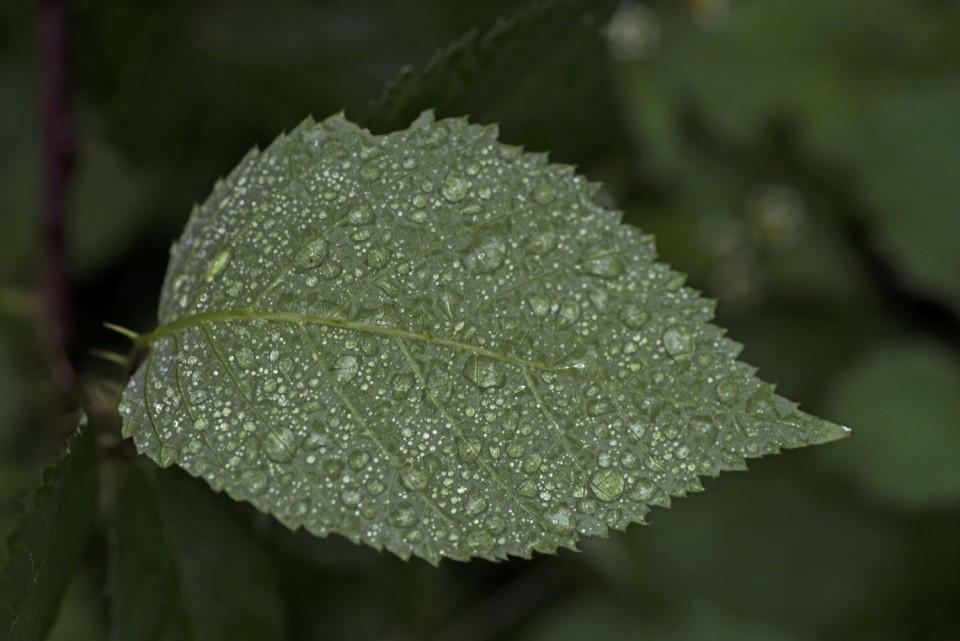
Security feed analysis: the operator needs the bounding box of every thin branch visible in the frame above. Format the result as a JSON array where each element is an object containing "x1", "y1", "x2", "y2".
[{"x1": 38, "y1": 0, "x2": 78, "y2": 408}]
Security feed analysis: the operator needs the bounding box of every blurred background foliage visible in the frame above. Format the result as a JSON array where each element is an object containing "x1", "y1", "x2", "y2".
[{"x1": 1, "y1": 0, "x2": 959, "y2": 639}]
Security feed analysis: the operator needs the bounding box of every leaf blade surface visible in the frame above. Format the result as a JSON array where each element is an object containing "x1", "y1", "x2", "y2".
[{"x1": 120, "y1": 112, "x2": 846, "y2": 562}]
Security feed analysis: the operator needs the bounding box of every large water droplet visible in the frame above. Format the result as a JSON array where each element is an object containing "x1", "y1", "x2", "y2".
[
  {"x1": 620, "y1": 305, "x2": 649, "y2": 330},
  {"x1": 296, "y1": 238, "x2": 327, "y2": 269},
  {"x1": 582, "y1": 250, "x2": 625, "y2": 279},
  {"x1": 334, "y1": 355, "x2": 359, "y2": 383},
  {"x1": 348, "y1": 206, "x2": 374, "y2": 225},
  {"x1": 400, "y1": 465, "x2": 427, "y2": 491},
  {"x1": 529, "y1": 294, "x2": 551, "y2": 317},
  {"x1": 463, "y1": 236, "x2": 507, "y2": 273},
  {"x1": 590, "y1": 469, "x2": 625, "y2": 501},
  {"x1": 390, "y1": 501, "x2": 418, "y2": 528},
  {"x1": 241, "y1": 468, "x2": 268, "y2": 495},
  {"x1": 204, "y1": 249, "x2": 231, "y2": 282},
  {"x1": 340, "y1": 488, "x2": 361, "y2": 508},
  {"x1": 465, "y1": 496, "x2": 488, "y2": 515},
  {"x1": 532, "y1": 180, "x2": 556, "y2": 204},
  {"x1": 366, "y1": 246, "x2": 391, "y2": 269},
  {"x1": 360, "y1": 165, "x2": 381, "y2": 181},
  {"x1": 662, "y1": 327, "x2": 695, "y2": 357},
  {"x1": 716, "y1": 378, "x2": 738, "y2": 404},
  {"x1": 265, "y1": 427, "x2": 296, "y2": 463},
  {"x1": 462, "y1": 356, "x2": 505, "y2": 389},
  {"x1": 526, "y1": 229, "x2": 557, "y2": 255},
  {"x1": 348, "y1": 449, "x2": 370, "y2": 471},
  {"x1": 442, "y1": 174, "x2": 469, "y2": 202}
]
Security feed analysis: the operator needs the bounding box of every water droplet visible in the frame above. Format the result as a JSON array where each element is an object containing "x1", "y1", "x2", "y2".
[
  {"x1": 360, "y1": 165, "x2": 381, "y2": 181},
  {"x1": 322, "y1": 262, "x2": 343, "y2": 279},
  {"x1": 518, "y1": 480, "x2": 538, "y2": 497},
  {"x1": 348, "y1": 206, "x2": 374, "y2": 225},
  {"x1": 193, "y1": 418, "x2": 208, "y2": 431},
  {"x1": 582, "y1": 250, "x2": 625, "y2": 279},
  {"x1": 526, "y1": 229, "x2": 557, "y2": 255},
  {"x1": 404, "y1": 529, "x2": 423, "y2": 544},
  {"x1": 241, "y1": 468, "x2": 268, "y2": 495},
  {"x1": 340, "y1": 488, "x2": 361, "y2": 508},
  {"x1": 590, "y1": 469, "x2": 625, "y2": 501},
  {"x1": 204, "y1": 250, "x2": 231, "y2": 282},
  {"x1": 366, "y1": 479, "x2": 385, "y2": 495},
  {"x1": 442, "y1": 174, "x2": 469, "y2": 202},
  {"x1": 390, "y1": 502, "x2": 418, "y2": 528},
  {"x1": 691, "y1": 413, "x2": 719, "y2": 443},
  {"x1": 631, "y1": 479, "x2": 656, "y2": 501},
  {"x1": 545, "y1": 507, "x2": 575, "y2": 533},
  {"x1": 265, "y1": 428, "x2": 296, "y2": 463},
  {"x1": 348, "y1": 450, "x2": 370, "y2": 471},
  {"x1": 402, "y1": 157, "x2": 418, "y2": 170},
  {"x1": 558, "y1": 300, "x2": 580, "y2": 325},
  {"x1": 412, "y1": 194, "x2": 428, "y2": 208},
  {"x1": 400, "y1": 466, "x2": 427, "y2": 491},
  {"x1": 323, "y1": 459, "x2": 344, "y2": 479},
  {"x1": 462, "y1": 356, "x2": 505, "y2": 389},
  {"x1": 506, "y1": 443, "x2": 525, "y2": 458},
  {"x1": 662, "y1": 327, "x2": 695, "y2": 357},
  {"x1": 463, "y1": 236, "x2": 506, "y2": 273},
  {"x1": 459, "y1": 439, "x2": 482, "y2": 462},
  {"x1": 529, "y1": 294, "x2": 551, "y2": 316},
  {"x1": 522, "y1": 454, "x2": 542, "y2": 473},
  {"x1": 532, "y1": 180, "x2": 556, "y2": 204},
  {"x1": 620, "y1": 305, "x2": 649, "y2": 330},
  {"x1": 716, "y1": 379, "x2": 738, "y2": 404},
  {"x1": 392, "y1": 373, "x2": 415, "y2": 396},
  {"x1": 334, "y1": 355, "x2": 359, "y2": 383},
  {"x1": 366, "y1": 246, "x2": 391, "y2": 269},
  {"x1": 296, "y1": 238, "x2": 327, "y2": 268},
  {"x1": 588, "y1": 288, "x2": 609, "y2": 311},
  {"x1": 465, "y1": 497, "x2": 488, "y2": 515}
]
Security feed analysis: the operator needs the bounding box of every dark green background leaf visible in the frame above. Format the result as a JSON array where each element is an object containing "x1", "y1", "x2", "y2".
[
  {"x1": 110, "y1": 462, "x2": 286, "y2": 641},
  {"x1": 0, "y1": 425, "x2": 97, "y2": 641}
]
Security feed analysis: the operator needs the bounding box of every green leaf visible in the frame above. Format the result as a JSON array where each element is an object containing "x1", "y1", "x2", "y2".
[
  {"x1": 0, "y1": 424, "x2": 98, "y2": 641},
  {"x1": 366, "y1": 0, "x2": 623, "y2": 162},
  {"x1": 118, "y1": 112, "x2": 847, "y2": 563},
  {"x1": 110, "y1": 462, "x2": 286, "y2": 641}
]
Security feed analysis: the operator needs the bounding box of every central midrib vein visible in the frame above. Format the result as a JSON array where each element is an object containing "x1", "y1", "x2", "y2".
[{"x1": 140, "y1": 308, "x2": 567, "y2": 375}]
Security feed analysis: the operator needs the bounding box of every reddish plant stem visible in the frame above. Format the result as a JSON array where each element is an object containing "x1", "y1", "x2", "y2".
[{"x1": 38, "y1": 0, "x2": 78, "y2": 408}]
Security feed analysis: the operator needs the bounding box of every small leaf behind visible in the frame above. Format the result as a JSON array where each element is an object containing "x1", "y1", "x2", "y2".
[
  {"x1": 0, "y1": 424, "x2": 98, "y2": 641},
  {"x1": 110, "y1": 462, "x2": 286, "y2": 641}
]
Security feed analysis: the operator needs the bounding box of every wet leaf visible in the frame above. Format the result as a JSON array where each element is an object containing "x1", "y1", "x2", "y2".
[
  {"x1": 119, "y1": 112, "x2": 847, "y2": 563},
  {"x1": 0, "y1": 425, "x2": 98, "y2": 641}
]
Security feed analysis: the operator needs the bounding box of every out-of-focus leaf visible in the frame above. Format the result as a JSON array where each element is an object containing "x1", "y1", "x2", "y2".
[
  {"x1": 824, "y1": 341, "x2": 960, "y2": 510},
  {"x1": 118, "y1": 111, "x2": 845, "y2": 563},
  {"x1": 366, "y1": 0, "x2": 623, "y2": 164},
  {"x1": 583, "y1": 459, "x2": 903, "y2": 632},
  {"x1": 853, "y1": 81, "x2": 960, "y2": 313},
  {"x1": 521, "y1": 595, "x2": 813, "y2": 641},
  {"x1": 110, "y1": 463, "x2": 285, "y2": 641},
  {"x1": 46, "y1": 572, "x2": 107, "y2": 641},
  {"x1": 0, "y1": 425, "x2": 98, "y2": 641}
]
